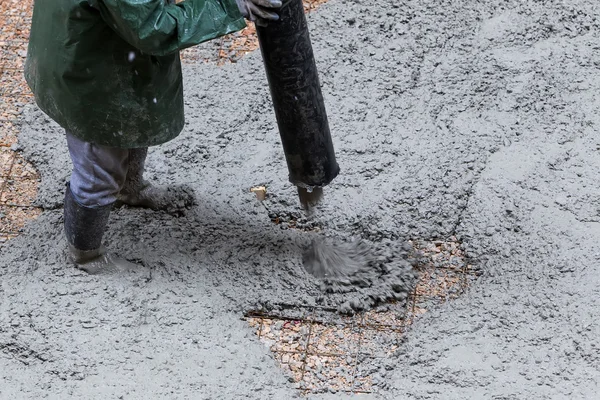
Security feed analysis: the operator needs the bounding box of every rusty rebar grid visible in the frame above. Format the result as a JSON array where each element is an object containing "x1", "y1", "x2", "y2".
[
  {"x1": 245, "y1": 298, "x2": 411, "y2": 394},
  {"x1": 0, "y1": 0, "x2": 41, "y2": 241},
  {"x1": 245, "y1": 243, "x2": 479, "y2": 394}
]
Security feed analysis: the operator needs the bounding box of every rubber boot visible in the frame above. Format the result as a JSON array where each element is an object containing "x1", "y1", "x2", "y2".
[
  {"x1": 64, "y1": 185, "x2": 138, "y2": 274},
  {"x1": 116, "y1": 148, "x2": 195, "y2": 214}
]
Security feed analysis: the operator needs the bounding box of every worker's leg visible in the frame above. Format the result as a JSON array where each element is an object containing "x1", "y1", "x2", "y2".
[
  {"x1": 65, "y1": 132, "x2": 137, "y2": 274},
  {"x1": 116, "y1": 147, "x2": 195, "y2": 213},
  {"x1": 67, "y1": 133, "x2": 129, "y2": 207}
]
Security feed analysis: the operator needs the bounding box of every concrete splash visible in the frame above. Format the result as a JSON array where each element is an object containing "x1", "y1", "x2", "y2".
[{"x1": 303, "y1": 239, "x2": 418, "y2": 314}]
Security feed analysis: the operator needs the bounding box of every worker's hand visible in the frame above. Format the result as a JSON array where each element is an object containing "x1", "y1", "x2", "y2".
[{"x1": 236, "y1": 0, "x2": 282, "y2": 27}]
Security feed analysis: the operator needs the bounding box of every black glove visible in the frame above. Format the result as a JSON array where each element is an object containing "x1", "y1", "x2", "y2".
[{"x1": 236, "y1": 0, "x2": 282, "y2": 26}]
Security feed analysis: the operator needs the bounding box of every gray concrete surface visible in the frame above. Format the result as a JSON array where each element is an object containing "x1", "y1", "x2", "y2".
[{"x1": 2, "y1": 0, "x2": 600, "y2": 398}]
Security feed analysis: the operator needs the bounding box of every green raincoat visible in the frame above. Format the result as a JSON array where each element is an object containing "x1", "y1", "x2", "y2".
[{"x1": 25, "y1": 0, "x2": 246, "y2": 148}]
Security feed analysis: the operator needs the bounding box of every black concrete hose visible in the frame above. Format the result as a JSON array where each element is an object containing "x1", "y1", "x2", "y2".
[{"x1": 256, "y1": 0, "x2": 339, "y2": 208}]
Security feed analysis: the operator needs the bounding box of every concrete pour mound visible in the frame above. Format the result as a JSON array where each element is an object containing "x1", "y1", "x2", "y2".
[{"x1": 3, "y1": 0, "x2": 600, "y2": 398}]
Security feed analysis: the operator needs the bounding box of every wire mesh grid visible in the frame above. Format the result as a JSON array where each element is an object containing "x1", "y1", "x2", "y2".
[
  {"x1": 246, "y1": 304, "x2": 407, "y2": 394},
  {"x1": 0, "y1": 0, "x2": 41, "y2": 243},
  {"x1": 245, "y1": 244, "x2": 479, "y2": 394}
]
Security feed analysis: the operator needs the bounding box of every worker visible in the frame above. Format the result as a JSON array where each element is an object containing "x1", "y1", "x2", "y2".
[{"x1": 24, "y1": 0, "x2": 281, "y2": 274}]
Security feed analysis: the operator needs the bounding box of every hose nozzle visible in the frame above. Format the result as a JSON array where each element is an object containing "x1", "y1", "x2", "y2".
[{"x1": 297, "y1": 186, "x2": 323, "y2": 210}]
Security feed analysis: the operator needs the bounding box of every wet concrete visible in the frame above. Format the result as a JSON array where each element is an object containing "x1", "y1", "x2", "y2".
[
  {"x1": 3, "y1": 0, "x2": 600, "y2": 397},
  {"x1": 303, "y1": 239, "x2": 417, "y2": 314}
]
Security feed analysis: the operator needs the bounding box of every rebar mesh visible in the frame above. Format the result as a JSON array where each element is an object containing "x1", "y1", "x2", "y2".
[
  {"x1": 246, "y1": 240, "x2": 480, "y2": 394},
  {"x1": 0, "y1": 0, "x2": 40, "y2": 242}
]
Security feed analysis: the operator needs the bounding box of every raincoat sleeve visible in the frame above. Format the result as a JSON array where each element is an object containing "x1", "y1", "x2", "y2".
[{"x1": 90, "y1": 0, "x2": 246, "y2": 56}]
